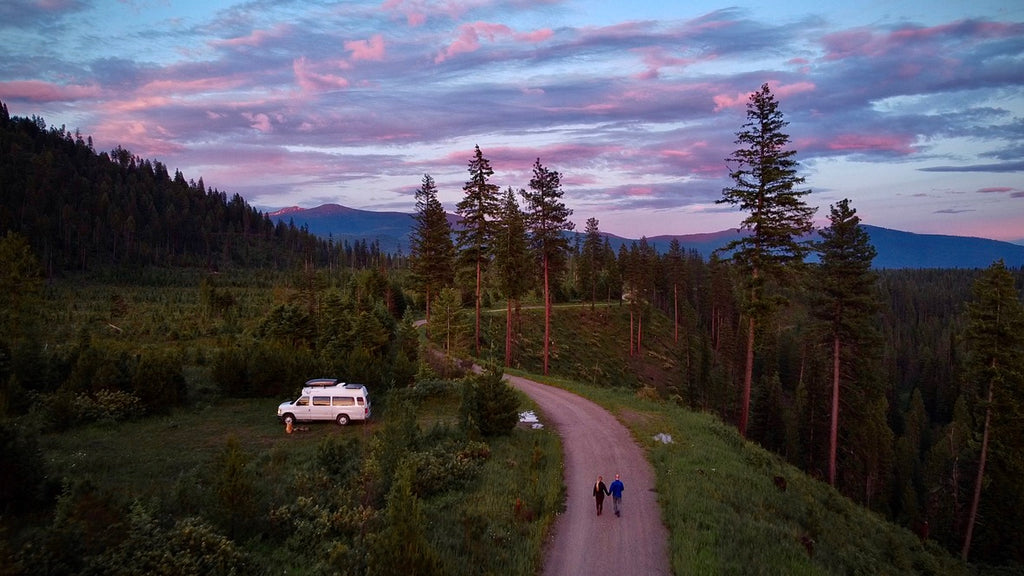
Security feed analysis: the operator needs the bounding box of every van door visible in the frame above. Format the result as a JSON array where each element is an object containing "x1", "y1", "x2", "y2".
[
  {"x1": 291, "y1": 396, "x2": 312, "y2": 421},
  {"x1": 310, "y1": 395, "x2": 334, "y2": 420}
]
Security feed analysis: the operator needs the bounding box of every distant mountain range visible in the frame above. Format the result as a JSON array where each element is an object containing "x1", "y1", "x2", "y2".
[{"x1": 268, "y1": 203, "x2": 1024, "y2": 269}]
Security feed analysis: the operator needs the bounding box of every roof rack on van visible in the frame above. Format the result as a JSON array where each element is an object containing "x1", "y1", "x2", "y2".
[{"x1": 304, "y1": 378, "x2": 342, "y2": 388}]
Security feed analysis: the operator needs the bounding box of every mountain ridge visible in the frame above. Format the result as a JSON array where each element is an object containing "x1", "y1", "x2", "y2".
[{"x1": 267, "y1": 204, "x2": 1024, "y2": 269}]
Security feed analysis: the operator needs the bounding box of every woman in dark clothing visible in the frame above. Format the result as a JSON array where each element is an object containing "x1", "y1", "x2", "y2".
[{"x1": 593, "y1": 475, "x2": 610, "y2": 516}]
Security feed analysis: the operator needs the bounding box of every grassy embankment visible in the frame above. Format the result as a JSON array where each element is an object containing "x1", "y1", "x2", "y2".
[{"x1": 519, "y1": 373, "x2": 970, "y2": 575}]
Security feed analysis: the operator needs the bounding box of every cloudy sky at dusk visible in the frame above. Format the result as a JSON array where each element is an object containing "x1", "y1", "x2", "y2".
[{"x1": 2, "y1": 0, "x2": 1022, "y2": 242}]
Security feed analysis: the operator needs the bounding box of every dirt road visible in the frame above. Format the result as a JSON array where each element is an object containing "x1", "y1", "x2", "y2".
[{"x1": 506, "y1": 374, "x2": 671, "y2": 576}]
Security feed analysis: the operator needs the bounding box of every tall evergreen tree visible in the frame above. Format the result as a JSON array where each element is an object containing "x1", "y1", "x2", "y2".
[
  {"x1": 409, "y1": 174, "x2": 455, "y2": 329},
  {"x1": 813, "y1": 198, "x2": 879, "y2": 486},
  {"x1": 522, "y1": 158, "x2": 574, "y2": 375},
  {"x1": 604, "y1": 238, "x2": 621, "y2": 303},
  {"x1": 666, "y1": 238, "x2": 685, "y2": 343},
  {"x1": 960, "y1": 260, "x2": 1024, "y2": 562},
  {"x1": 579, "y1": 217, "x2": 603, "y2": 309},
  {"x1": 492, "y1": 188, "x2": 532, "y2": 367},
  {"x1": 716, "y1": 83, "x2": 816, "y2": 437},
  {"x1": 455, "y1": 145, "x2": 500, "y2": 356}
]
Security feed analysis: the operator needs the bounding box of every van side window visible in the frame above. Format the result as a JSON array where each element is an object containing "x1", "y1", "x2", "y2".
[
  {"x1": 357, "y1": 398, "x2": 365, "y2": 406},
  {"x1": 312, "y1": 396, "x2": 331, "y2": 406},
  {"x1": 295, "y1": 396, "x2": 309, "y2": 406},
  {"x1": 333, "y1": 397, "x2": 355, "y2": 406}
]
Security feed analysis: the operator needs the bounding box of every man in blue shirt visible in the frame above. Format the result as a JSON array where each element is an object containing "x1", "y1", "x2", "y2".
[{"x1": 609, "y1": 473, "x2": 625, "y2": 517}]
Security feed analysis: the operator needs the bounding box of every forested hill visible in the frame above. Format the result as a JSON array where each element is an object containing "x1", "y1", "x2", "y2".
[
  {"x1": 270, "y1": 205, "x2": 1024, "y2": 269},
  {"x1": 0, "y1": 102, "x2": 335, "y2": 273}
]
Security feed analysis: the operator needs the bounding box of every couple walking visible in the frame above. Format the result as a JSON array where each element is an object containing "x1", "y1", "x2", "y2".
[{"x1": 592, "y1": 474, "x2": 624, "y2": 517}]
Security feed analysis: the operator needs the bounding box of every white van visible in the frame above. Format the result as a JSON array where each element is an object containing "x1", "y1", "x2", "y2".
[{"x1": 277, "y1": 380, "x2": 371, "y2": 426}]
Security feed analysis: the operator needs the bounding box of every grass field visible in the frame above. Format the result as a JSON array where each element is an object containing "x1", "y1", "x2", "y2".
[{"x1": 36, "y1": 389, "x2": 563, "y2": 575}]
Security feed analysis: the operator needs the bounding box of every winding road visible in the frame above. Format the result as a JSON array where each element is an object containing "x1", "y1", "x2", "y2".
[{"x1": 506, "y1": 374, "x2": 671, "y2": 576}]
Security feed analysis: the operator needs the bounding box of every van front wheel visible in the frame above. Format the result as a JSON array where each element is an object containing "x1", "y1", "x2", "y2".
[
  {"x1": 283, "y1": 414, "x2": 296, "y2": 425},
  {"x1": 336, "y1": 414, "x2": 350, "y2": 426}
]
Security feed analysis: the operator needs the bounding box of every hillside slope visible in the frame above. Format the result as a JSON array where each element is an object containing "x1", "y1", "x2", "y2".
[{"x1": 528, "y1": 377, "x2": 970, "y2": 575}]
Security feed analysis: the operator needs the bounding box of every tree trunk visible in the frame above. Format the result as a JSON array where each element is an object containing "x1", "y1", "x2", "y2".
[
  {"x1": 829, "y1": 334, "x2": 840, "y2": 486},
  {"x1": 637, "y1": 312, "x2": 643, "y2": 355},
  {"x1": 543, "y1": 254, "x2": 550, "y2": 375},
  {"x1": 474, "y1": 260, "x2": 481, "y2": 356},
  {"x1": 739, "y1": 315, "x2": 755, "y2": 437},
  {"x1": 629, "y1": 309, "x2": 634, "y2": 357},
  {"x1": 962, "y1": 369, "x2": 995, "y2": 561},
  {"x1": 674, "y1": 283, "x2": 679, "y2": 343},
  {"x1": 424, "y1": 286, "x2": 432, "y2": 338},
  {"x1": 505, "y1": 297, "x2": 513, "y2": 367}
]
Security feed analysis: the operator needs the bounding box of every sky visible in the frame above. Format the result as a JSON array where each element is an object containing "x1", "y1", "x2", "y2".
[{"x1": 2, "y1": 0, "x2": 1023, "y2": 243}]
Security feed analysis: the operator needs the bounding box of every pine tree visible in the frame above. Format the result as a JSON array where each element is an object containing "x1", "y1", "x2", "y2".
[
  {"x1": 813, "y1": 198, "x2": 879, "y2": 486},
  {"x1": 579, "y1": 217, "x2": 603, "y2": 309},
  {"x1": 369, "y1": 464, "x2": 442, "y2": 576},
  {"x1": 455, "y1": 146, "x2": 501, "y2": 356},
  {"x1": 409, "y1": 174, "x2": 455, "y2": 330},
  {"x1": 428, "y1": 287, "x2": 468, "y2": 365},
  {"x1": 960, "y1": 260, "x2": 1024, "y2": 562},
  {"x1": 492, "y1": 188, "x2": 532, "y2": 367},
  {"x1": 717, "y1": 83, "x2": 816, "y2": 437},
  {"x1": 522, "y1": 158, "x2": 574, "y2": 375},
  {"x1": 666, "y1": 238, "x2": 685, "y2": 343}
]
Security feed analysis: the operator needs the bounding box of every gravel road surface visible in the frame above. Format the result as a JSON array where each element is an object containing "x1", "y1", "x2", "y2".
[{"x1": 506, "y1": 374, "x2": 671, "y2": 576}]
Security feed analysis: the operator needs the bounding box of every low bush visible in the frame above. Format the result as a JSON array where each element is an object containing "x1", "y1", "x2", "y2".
[{"x1": 460, "y1": 368, "x2": 519, "y2": 437}]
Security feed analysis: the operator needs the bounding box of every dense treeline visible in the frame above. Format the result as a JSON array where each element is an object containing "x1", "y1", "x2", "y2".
[{"x1": 0, "y1": 101, "x2": 402, "y2": 272}]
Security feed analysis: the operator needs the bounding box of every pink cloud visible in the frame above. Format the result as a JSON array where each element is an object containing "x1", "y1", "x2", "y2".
[
  {"x1": 821, "y1": 20, "x2": 1023, "y2": 61},
  {"x1": 345, "y1": 34, "x2": 386, "y2": 61},
  {"x1": 435, "y1": 22, "x2": 552, "y2": 63},
  {"x1": 383, "y1": 0, "x2": 516, "y2": 27},
  {"x1": 90, "y1": 119, "x2": 184, "y2": 157},
  {"x1": 293, "y1": 57, "x2": 350, "y2": 92},
  {"x1": 821, "y1": 133, "x2": 916, "y2": 154},
  {"x1": 102, "y1": 96, "x2": 174, "y2": 114},
  {"x1": 712, "y1": 81, "x2": 815, "y2": 112},
  {"x1": 561, "y1": 173, "x2": 598, "y2": 186},
  {"x1": 977, "y1": 187, "x2": 1013, "y2": 194},
  {"x1": 518, "y1": 28, "x2": 554, "y2": 43},
  {"x1": 0, "y1": 80, "x2": 101, "y2": 102},
  {"x1": 634, "y1": 47, "x2": 701, "y2": 80},
  {"x1": 137, "y1": 76, "x2": 247, "y2": 98},
  {"x1": 242, "y1": 112, "x2": 273, "y2": 133},
  {"x1": 624, "y1": 186, "x2": 654, "y2": 197},
  {"x1": 212, "y1": 24, "x2": 291, "y2": 49}
]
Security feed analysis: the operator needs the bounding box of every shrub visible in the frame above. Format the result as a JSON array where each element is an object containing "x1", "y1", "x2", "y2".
[
  {"x1": 461, "y1": 368, "x2": 519, "y2": 437},
  {"x1": 38, "y1": 388, "x2": 144, "y2": 430},
  {"x1": 131, "y1": 350, "x2": 187, "y2": 413},
  {"x1": 0, "y1": 420, "x2": 49, "y2": 515},
  {"x1": 406, "y1": 439, "x2": 491, "y2": 497},
  {"x1": 95, "y1": 503, "x2": 258, "y2": 576},
  {"x1": 316, "y1": 435, "x2": 363, "y2": 483},
  {"x1": 367, "y1": 464, "x2": 443, "y2": 576}
]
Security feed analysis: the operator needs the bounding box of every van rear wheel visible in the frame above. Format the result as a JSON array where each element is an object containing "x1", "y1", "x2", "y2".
[{"x1": 336, "y1": 414, "x2": 350, "y2": 426}]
